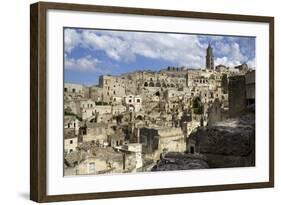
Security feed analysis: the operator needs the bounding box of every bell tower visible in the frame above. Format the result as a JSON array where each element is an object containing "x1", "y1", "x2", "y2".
[{"x1": 206, "y1": 43, "x2": 214, "y2": 70}]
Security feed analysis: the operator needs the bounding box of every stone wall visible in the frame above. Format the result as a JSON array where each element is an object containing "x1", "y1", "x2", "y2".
[
  {"x1": 228, "y1": 75, "x2": 246, "y2": 118},
  {"x1": 245, "y1": 70, "x2": 255, "y2": 107}
]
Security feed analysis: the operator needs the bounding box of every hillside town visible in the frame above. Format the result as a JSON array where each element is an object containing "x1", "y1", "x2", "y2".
[{"x1": 64, "y1": 44, "x2": 256, "y2": 176}]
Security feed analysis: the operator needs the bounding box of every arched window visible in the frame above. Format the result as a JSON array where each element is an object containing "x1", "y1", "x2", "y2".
[
  {"x1": 149, "y1": 82, "x2": 154, "y2": 87},
  {"x1": 144, "y1": 82, "x2": 148, "y2": 87}
]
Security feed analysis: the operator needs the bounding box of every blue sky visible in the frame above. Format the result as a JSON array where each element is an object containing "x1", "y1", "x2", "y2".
[{"x1": 64, "y1": 28, "x2": 255, "y2": 85}]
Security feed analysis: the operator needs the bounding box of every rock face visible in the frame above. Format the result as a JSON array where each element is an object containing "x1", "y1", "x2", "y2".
[
  {"x1": 189, "y1": 114, "x2": 255, "y2": 168},
  {"x1": 151, "y1": 152, "x2": 209, "y2": 171}
]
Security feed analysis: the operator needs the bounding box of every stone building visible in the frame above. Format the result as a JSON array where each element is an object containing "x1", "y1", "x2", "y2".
[
  {"x1": 64, "y1": 83, "x2": 85, "y2": 100},
  {"x1": 75, "y1": 157, "x2": 109, "y2": 175},
  {"x1": 80, "y1": 99, "x2": 95, "y2": 109},
  {"x1": 235, "y1": 63, "x2": 249, "y2": 73},
  {"x1": 99, "y1": 75, "x2": 126, "y2": 103},
  {"x1": 64, "y1": 116, "x2": 80, "y2": 135},
  {"x1": 89, "y1": 86, "x2": 103, "y2": 102},
  {"x1": 64, "y1": 129, "x2": 78, "y2": 153},
  {"x1": 80, "y1": 122, "x2": 114, "y2": 145},
  {"x1": 207, "y1": 98, "x2": 228, "y2": 126},
  {"x1": 64, "y1": 43, "x2": 254, "y2": 175},
  {"x1": 228, "y1": 75, "x2": 247, "y2": 118},
  {"x1": 215, "y1": 64, "x2": 228, "y2": 72},
  {"x1": 81, "y1": 105, "x2": 112, "y2": 120},
  {"x1": 117, "y1": 143, "x2": 143, "y2": 170},
  {"x1": 245, "y1": 70, "x2": 255, "y2": 108},
  {"x1": 139, "y1": 126, "x2": 185, "y2": 155},
  {"x1": 112, "y1": 104, "x2": 126, "y2": 115},
  {"x1": 124, "y1": 95, "x2": 142, "y2": 112}
]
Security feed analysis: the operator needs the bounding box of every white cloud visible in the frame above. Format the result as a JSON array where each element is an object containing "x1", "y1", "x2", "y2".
[
  {"x1": 65, "y1": 55, "x2": 101, "y2": 72},
  {"x1": 215, "y1": 57, "x2": 241, "y2": 67},
  {"x1": 67, "y1": 30, "x2": 205, "y2": 68},
  {"x1": 64, "y1": 29, "x2": 82, "y2": 53},
  {"x1": 216, "y1": 42, "x2": 247, "y2": 61},
  {"x1": 247, "y1": 58, "x2": 256, "y2": 68},
  {"x1": 65, "y1": 29, "x2": 255, "y2": 69}
]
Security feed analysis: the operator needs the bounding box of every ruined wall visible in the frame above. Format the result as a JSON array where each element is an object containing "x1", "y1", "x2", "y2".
[
  {"x1": 228, "y1": 75, "x2": 246, "y2": 118},
  {"x1": 208, "y1": 99, "x2": 222, "y2": 126},
  {"x1": 245, "y1": 70, "x2": 255, "y2": 106}
]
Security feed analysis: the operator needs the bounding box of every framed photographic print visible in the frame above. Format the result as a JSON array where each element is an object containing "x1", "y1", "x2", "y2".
[{"x1": 30, "y1": 1, "x2": 274, "y2": 202}]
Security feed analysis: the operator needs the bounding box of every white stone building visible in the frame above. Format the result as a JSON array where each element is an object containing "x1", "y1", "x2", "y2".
[{"x1": 124, "y1": 95, "x2": 142, "y2": 112}]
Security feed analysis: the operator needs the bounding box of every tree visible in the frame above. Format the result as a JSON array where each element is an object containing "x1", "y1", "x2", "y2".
[{"x1": 192, "y1": 97, "x2": 204, "y2": 115}]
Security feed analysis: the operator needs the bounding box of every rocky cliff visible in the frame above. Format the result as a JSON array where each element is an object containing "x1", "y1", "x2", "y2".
[
  {"x1": 152, "y1": 114, "x2": 255, "y2": 171},
  {"x1": 151, "y1": 152, "x2": 209, "y2": 171},
  {"x1": 189, "y1": 113, "x2": 255, "y2": 168}
]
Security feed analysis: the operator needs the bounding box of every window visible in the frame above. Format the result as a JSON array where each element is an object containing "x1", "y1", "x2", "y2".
[
  {"x1": 69, "y1": 149, "x2": 73, "y2": 153},
  {"x1": 137, "y1": 99, "x2": 140, "y2": 103},
  {"x1": 64, "y1": 88, "x2": 67, "y2": 92},
  {"x1": 70, "y1": 140, "x2": 73, "y2": 144},
  {"x1": 129, "y1": 99, "x2": 132, "y2": 103},
  {"x1": 72, "y1": 88, "x2": 76, "y2": 93}
]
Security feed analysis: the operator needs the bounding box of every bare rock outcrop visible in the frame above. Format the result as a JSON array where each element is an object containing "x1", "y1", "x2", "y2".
[
  {"x1": 189, "y1": 114, "x2": 255, "y2": 168},
  {"x1": 151, "y1": 152, "x2": 209, "y2": 171}
]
